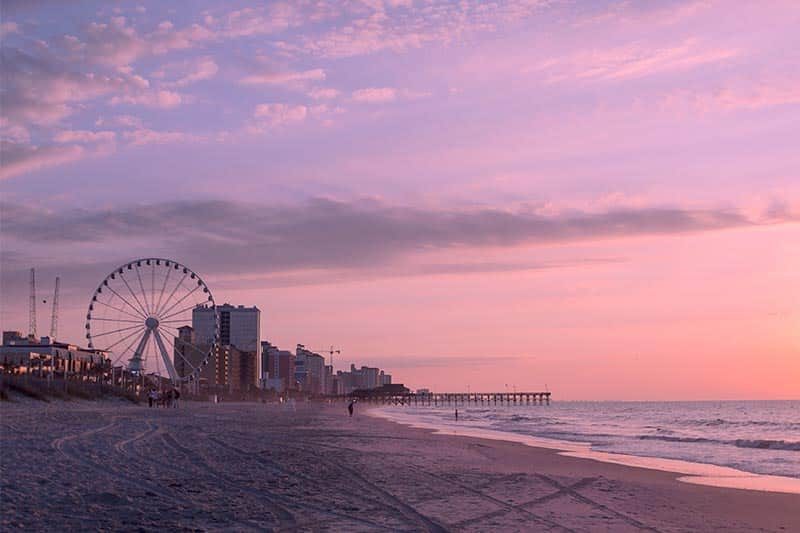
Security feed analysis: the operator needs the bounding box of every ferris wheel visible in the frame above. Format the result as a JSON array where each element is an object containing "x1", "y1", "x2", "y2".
[{"x1": 86, "y1": 258, "x2": 218, "y2": 383}]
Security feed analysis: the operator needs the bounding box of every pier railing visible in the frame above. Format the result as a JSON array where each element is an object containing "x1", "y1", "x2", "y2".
[{"x1": 346, "y1": 391, "x2": 551, "y2": 405}]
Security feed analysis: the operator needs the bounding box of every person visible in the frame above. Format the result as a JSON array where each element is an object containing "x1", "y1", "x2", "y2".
[
  {"x1": 455, "y1": 408, "x2": 459, "y2": 421},
  {"x1": 348, "y1": 400, "x2": 354, "y2": 417},
  {"x1": 148, "y1": 388, "x2": 157, "y2": 408},
  {"x1": 173, "y1": 387, "x2": 180, "y2": 408}
]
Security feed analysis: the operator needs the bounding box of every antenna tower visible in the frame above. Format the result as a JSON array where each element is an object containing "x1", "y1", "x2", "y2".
[
  {"x1": 29, "y1": 268, "x2": 37, "y2": 339},
  {"x1": 49, "y1": 276, "x2": 60, "y2": 340}
]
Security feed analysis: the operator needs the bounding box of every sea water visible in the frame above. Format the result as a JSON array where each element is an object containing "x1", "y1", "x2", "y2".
[{"x1": 373, "y1": 401, "x2": 800, "y2": 480}]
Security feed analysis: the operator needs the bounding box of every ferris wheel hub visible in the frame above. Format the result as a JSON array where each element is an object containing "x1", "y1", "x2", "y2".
[{"x1": 145, "y1": 316, "x2": 159, "y2": 329}]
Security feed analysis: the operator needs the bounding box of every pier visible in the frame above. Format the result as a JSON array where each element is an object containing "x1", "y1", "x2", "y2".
[{"x1": 347, "y1": 391, "x2": 551, "y2": 406}]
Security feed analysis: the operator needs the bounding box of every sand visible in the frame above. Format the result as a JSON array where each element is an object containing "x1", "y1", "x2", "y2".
[{"x1": 1, "y1": 401, "x2": 798, "y2": 532}]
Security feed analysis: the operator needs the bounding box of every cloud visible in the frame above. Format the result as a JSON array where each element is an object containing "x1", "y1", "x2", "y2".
[
  {"x1": 122, "y1": 128, "x2": 202, "y2": 146},
  {"x1": 660, "y1": 81, "x2": 800, "y2": 113},
  {"x1": 54, "y1": 130, "x2": 116, "y2": 144},
  {"x1": 110, "y1": 89, "x2": 183, "y2": 108},
  {"x1": 240, "y1": 68, "x2": 325, "y2": 86},
  {"x1": 0, "y1": 118, "x2": 30, "y2": 143},
  {"x1": 73, "y1": 15, "x2": 214, "y2": 68},
  {"x1": 158, "y1": 56, "x2": 219, "y2": 88},
  {"x1": 1, "y1": 198, "x2": 791, "y2": 276},
  {"x1": 531, "y1": 38, "x2": 738, "y2": 83},
  {"x1": 250, "y1": 103, "x2": 308, "y2": 129},
  {"x1": 289, "y1": 1, "x2": 548, "y2": 58},
  {"x1": 351, "y1": 87, "x2": 398, "y2": 103},
  {"x1": 1, "y1": 46, "x2": 149, "y2": 127},
  {"x1": 0, "y1": 140, "x2": 86, "y2": 180},
  {"x1": 95, "y1": 114, "x2": 143, "y2": 128},
  {"x1": 209, "y1": 4, "x2": 304, "y2": 38},
  {"x1": 307, "y1": 87, "x2": 340, "y2": 100},
  {"x1": 351, "y1": 87, "x2": 431, "y2": 103},
  {"x1": 1, "y1": 22, "x2": 20, "y2": 37}
]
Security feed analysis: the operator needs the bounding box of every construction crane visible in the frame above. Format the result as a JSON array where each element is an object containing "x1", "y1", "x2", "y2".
[
  {"x1": 49, "y1": 276, "x2": 60, "y2": 340},
  {"x1": 311, "y1": 346, "x2": 341, "y2": 367},
  {"x1": 28, "y1": 268, "x2": 37, "y2": 340}
]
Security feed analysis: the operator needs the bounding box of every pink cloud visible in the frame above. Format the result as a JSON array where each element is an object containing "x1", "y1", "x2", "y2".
[
  {"x1": 576, "y1": 0, "x2": 714, "y2": 28},
  {"x1": 307, "y1": 87, "x2": 340, "y2": 100},
  {"x1": 54, "y1": 130, "x2": 116, "y2": 144},
  {"x1": 240, "y1": 68, "x2": 325, "y2": 86},
  {"x1": 661, "y1": 81, "x2": 800, "y2": 113},
  {"x1": 157, "y1": 56, "x2": 219, "y2": 88},
  {"x1": 531, "y1": 38, "x2": 738, "y2": 83},
  {"x1": 352, "y1": 87, "x2": 397, "y2": 103},
  {"x1": 1, "y1": 22, "x2": 19, "y2": 37},
  {"x1": 251, "y1": 104, "x2": 308, "y2": 129},
  {"x1": 95, "y1": 115, "x2": 143, "y2": 129},
  {"x1": 0, "y1": 118, "x2": 30, "y2": 144},
  {"x1": 110, "y1": 89, "x2": 183, "y2": 108},
  {"x1": 0, "y1": 140, "x2": 85, "y2": 180},
  {"x1": 76, "y1": 16, "x2": 214, "y2": 67},
  {"x1": 351, "y1": 87, "x2": 431, "y2": 103},
  {"x1": 122, "y1": 128, "x2": 201, "y2": 146},
  {"x1": 210, "y1": 4, "x2": 303, "y2": 38},
  {"x1": 2, "y1": 48, "x2": 150, "y2": 127}
]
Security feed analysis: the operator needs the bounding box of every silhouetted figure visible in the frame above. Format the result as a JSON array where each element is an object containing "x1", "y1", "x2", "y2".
[
  {"x1": 455, "y1": 409, "x2": 459, "y2": 421},
  {"x1": 348, "y1": 400, "x2": 354, "y2": 417}
]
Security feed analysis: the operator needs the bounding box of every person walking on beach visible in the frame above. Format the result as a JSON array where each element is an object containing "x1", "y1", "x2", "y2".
[
  {"x1": 348, "y1": 400, "x2": 355, "y2": 417},
  {"x1": 148, "y1": 388, "x2": 157, "y2": 408}
]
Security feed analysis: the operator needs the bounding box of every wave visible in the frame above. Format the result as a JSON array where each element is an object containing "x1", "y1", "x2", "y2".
[
  {"x1": 677, "y1": 418, "x2": 800, "y2": 430},
  {"x1": 639, "y1": 435, "x2": 800, "y2": 451},
  {"x1": 734, "y1": 440, "x2": 800, "y2": 451},
  {"x1": 639, "y1": 435, "x2": 712, "y2": 444}
]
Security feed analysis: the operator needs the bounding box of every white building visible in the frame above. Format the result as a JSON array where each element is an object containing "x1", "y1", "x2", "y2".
[{"x1": 193, "y1": 304, "x2": 261, "y2": 386}]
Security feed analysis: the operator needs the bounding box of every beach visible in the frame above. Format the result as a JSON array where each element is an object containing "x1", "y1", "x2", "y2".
[{"x1": 1, "y1": 401, "x2": 798, "y2": 532}]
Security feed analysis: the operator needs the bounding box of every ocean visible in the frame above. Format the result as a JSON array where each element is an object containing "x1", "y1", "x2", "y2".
[{"x1": 372, "y1": 400, "x2": 800, "y2": 482}]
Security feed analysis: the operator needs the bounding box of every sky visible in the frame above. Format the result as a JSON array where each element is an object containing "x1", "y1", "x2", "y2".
[{"x1": 1, "y1": 0, "x2": 799, "y2": 399}]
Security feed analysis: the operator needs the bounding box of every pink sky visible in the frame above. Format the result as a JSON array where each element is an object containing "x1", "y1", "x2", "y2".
[{"x1": 1, "y1": 0, "x2": 799, "y2": 398}]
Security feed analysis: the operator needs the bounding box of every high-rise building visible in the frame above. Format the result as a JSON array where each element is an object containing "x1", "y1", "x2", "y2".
[
  {"x1": 193, "y1": 303, "x2": 261, "y2": 386},
  {"x1": 261, "y1": 341, "x2": 296, "y2": 392},
  {"x1": 361, "y1": 366, "x2": 380, "y2": 389},
  {"x1": 173, "y1": 326, "x2": 197, "y2": 387},
  {"x1": 296, "y1": 344, "x2": 326, "y2": 395},
  {"x1": 262, "y1": 340, "x2": 296, "y2": 391}
]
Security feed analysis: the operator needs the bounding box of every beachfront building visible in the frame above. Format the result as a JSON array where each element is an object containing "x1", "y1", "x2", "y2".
[
  {"x1": 262, "y1": 342, "x2": 296, "y2": 392},
  {"x1": 173, "y1": 325, "x2": 257, "y2": 394},
  {"x1": 0, "y1": 332, "x2": 108, "y2": 376},
  {"x1": 361, "y1": 366, "x2": 380, "y2": 389},
  {"x1": 193, "y1": 303, "x2": 261, "y2": 387},
  {"x1": 332, "y1": 364, "x2": 392, "y2": 394},
  {"x1": 295, "y1": 345, "x2": 326, "y2": 395}
]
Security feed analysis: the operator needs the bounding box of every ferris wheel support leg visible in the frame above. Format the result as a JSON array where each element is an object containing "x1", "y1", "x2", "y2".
[
  {"x1": 153, "y1": 328, "x2": 180, "y2": 385},
  {"x1": 129, "y1": 329, "x2": 151, "y2": 374}
]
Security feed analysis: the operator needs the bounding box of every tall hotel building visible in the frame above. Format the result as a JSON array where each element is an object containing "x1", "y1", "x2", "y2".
[{"x1": 193, "y1": 304, "x2": 261, "y2": 387}]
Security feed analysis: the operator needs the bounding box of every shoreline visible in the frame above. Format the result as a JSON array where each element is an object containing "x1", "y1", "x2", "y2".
[{"x1": 368, "y1": 405, "x2": 800, "y2": 495}]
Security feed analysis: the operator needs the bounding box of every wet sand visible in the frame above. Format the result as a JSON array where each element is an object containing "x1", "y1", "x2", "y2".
[{"x1": 1, "y1": 401, "x2": 798, "y2": 531}]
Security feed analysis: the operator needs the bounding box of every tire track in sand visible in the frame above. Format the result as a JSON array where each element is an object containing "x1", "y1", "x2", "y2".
[
  {"x1": 51, "y1": 415, "x2": 192, "y2": 505},
  {"x1": 207, "y1": 435, "x2": 408, "y2": 531}
]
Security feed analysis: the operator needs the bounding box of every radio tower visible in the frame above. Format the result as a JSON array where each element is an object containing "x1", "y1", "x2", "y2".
[
  {"x1": 29, "y1": 268, "x2": 37, "y2": 340},
  {"x1": 49, "y1": 276, "x2": 60, "y2": 340}
]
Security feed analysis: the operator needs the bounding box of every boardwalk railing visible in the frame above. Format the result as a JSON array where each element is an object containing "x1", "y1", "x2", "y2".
[{"x1": 347, "y1": 391, "x2": 551, "y2": 406}]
